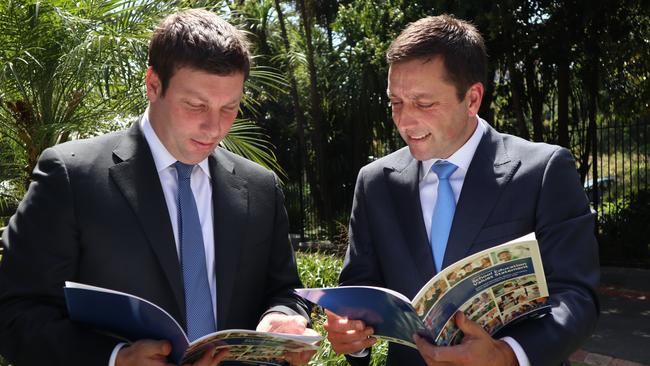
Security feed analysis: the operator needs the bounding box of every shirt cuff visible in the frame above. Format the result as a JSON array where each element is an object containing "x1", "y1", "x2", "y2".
[
  {"x1": 501, "y1": 336, "x2": 531, "y2": 366},
  {"x1": 348, "y1": 348, "x2": 369, "y2": 357},
  {"x1": 109, "y1": 342, "x2": 128, "y2": 366}
]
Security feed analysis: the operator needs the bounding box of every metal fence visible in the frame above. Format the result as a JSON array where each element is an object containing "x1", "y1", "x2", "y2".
[
  {"x1": 283, "y1": 128, "x2": 404, "y2": 246},
  {"x1": 285, "y1": 118, "x2": 650, "y2": 251},
  {"x1": 585, "y1": 118, "x2": 649, "y2": 217}
]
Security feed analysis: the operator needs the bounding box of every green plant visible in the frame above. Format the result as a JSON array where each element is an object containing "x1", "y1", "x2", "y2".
[
  {"x1": 0, "y1": 0, "x2": 289, "y2": 200},
  {"x1": 296, "y1": 251, "x2": 389, "y2": 365},
  {"x1": 598, "y1": 189, "x2": 650, "y2": 267}
]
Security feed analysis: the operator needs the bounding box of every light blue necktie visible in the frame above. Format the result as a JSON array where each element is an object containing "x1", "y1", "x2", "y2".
[
  {"x1": 430, "y1": 161, "x2": 458, "y2": 273},
  {"x1": 175, "y1": 162, "x2": 216, "y2": 341}
]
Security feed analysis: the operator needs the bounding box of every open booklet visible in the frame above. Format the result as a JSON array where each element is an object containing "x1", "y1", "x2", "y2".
[
  {"x1": 64, "y1": 282, "x2": 321, "y2": 365},
  {"x1": 295, "y1": 233, "x2": 550, "y2": 348}
]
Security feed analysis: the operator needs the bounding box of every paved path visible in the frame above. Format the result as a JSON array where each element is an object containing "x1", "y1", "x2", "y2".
[{"x1": 570, "y1": 266, "x2": 650, "y2": 366}]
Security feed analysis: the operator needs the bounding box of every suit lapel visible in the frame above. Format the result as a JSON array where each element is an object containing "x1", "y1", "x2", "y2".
[
  {"x1": 109, "y1": 123, "x2": 185, "y2": 321},
  {"x1": 386, "y1": 149, "x2": 436, "y2": 284},
  {"x1": 443, "y1": 125, "x2": 521, "y2": 268},
  {"x1": 209, "y1": 150, "x2": 248, "y2": 329}
]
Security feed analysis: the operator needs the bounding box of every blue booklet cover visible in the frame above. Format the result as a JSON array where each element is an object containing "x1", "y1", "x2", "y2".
[
  {"x1": 64, "y1": 282, "x2": 321, "y2": 365},
  {"x1": 296, "y1": 233, "x2": 551, "y2": 348},
  {"x1": 295, "y1": 286, "x2": 430, "y2": 347}
]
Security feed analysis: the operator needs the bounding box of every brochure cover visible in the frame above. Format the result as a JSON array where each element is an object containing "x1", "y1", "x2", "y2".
[
  {"x1": 296, "y1": 233, "x2": 550, "y2": 348},
  {"x1": 64, "y1": 282, "x2": 321, "y2": 365}
]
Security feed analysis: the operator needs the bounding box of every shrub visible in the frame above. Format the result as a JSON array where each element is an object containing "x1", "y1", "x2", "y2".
[{"x1": 598, "y1": 189, "x2": 650, "y2": 267}]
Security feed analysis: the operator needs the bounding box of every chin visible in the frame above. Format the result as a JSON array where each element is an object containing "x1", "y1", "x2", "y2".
[{"x1": 407, "y1": 147, "x2": 431, "y2": 161}]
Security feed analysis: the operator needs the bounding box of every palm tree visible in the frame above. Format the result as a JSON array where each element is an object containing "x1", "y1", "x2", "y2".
[{"x1": 0, "y1": 0, "x2": 287, "y2": 209}]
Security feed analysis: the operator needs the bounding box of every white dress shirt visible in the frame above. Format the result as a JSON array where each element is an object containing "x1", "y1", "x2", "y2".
[
  {"x1": 418, "y1": 118, "x2": 485, "y2": 240},
  {"x1": 109, "y1": 111, "x2": 217, "y2": 365}
]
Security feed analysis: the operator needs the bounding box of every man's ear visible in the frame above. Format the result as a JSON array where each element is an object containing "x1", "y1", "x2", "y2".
[
  {"x1": 145, "y1": 67, "x2": 162, "y2": 102},
  {"x1": 465, "y1": 82, "x2": 484, "y2": 117}
]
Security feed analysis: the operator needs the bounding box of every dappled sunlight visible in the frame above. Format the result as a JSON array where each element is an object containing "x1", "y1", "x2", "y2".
[
  {"x1": 631, "y1": 330, "x2": 650, "y2": 338},
  {"x1": 600, "y1": 307, "x2": 621, "y2": 315}
]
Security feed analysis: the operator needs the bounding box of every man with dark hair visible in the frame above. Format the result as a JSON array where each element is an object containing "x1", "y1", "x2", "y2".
[
  {"x1": 0, "y1": 9, "x2": 314, "y2": 366},
  {"x1": 324, "y1": 15, "x2": 599, "y2": 366}
]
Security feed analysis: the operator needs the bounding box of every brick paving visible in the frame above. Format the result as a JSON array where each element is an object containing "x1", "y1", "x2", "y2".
[
  {"x1": 569, "y1": 273, "x2": 650, "y2": 366},
  {"x1": 570, "y1": 350, "x2": 648, "y2": 366}
]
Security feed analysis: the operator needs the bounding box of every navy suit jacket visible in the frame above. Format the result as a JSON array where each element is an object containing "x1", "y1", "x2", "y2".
[
  {"x1": 0, "y1": 123, "x2": 309, "y2": 365},
  {"x1": 340, "y1": 123, "x2": 599, "y2": 366}
]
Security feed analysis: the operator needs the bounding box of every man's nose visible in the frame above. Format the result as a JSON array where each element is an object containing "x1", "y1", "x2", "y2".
[
  {"x1": 394, "y1": 105, "x2": 418, "y2": 128},
  {"x1": 201, "y1": 113, "x2": 221, "y2": 138}
]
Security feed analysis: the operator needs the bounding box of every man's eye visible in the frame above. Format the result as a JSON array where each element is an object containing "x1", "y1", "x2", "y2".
[
  {"x1": 417, "y1": 102, "x2": 434, "y2": 108},
  {"x1": 389, "y1": 101, "x2": 402, "y2": 107},
  {"x1": 186, "y1": 102, "x2": 204, "y2": 110}
]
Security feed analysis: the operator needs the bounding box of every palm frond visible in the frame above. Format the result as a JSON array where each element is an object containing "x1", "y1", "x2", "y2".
[
  {"x1": 242, "y1": 64, "x2": 288, "y2": 115},
  {"x1": 220, "y1": 119, "x2": 287, "y2": 181}
]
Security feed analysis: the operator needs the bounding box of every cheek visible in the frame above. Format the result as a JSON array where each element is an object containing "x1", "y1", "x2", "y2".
[
  {"x1": 221, "y1": 112, "x2": 238, "y2": 128},
  {"x1": 169, "y1": 104, "x2": 189, "y2": 121},
  {"x1": 419, "y1": 111, "x2": 441, "y2": 129},
  {"x1": 173, "y1": 108, "x2": 203, "y2": 130},
  {"x1": 391, "y1": 110, "x2": 399, "y2": 124},
  {"x1": 391, "y1": 107, "x2": 407, "y2": 126}
]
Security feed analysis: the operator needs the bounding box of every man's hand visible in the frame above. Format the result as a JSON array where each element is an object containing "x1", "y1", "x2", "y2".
[
  {"x1": 116, "y1": 339, "x2": 229, "y2": 366},
  {"x1": 256, "y1": 313, "x2": 318, "y2": 365},
  {"x1": 181, "y1": 348, "x2": 229, "y2": 366},
  {"x1": 116, "y1": 340, "x2": 175, "y2": 366},
  {"x1": 323, "y1": 310, "x2": 376, "y2": 355},
  {"x1": 413, "y1": 312, "x2": 518, "y2": 366}
]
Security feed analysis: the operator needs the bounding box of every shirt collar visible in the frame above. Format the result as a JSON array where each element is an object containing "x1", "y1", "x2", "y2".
[
  {"x1": 420, "y1": 116, "x2": 486, "y2": 181},
  {"x1": 140, "y1": 109, "x2": 211, "y2": 177}
]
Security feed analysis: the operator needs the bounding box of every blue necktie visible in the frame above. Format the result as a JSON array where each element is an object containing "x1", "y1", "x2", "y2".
[
  {"x1": 175, "y1": 162, "x2": 216, "y2": 341},
  {"x1": 430, "y1": 161, "x2": 458, "y2": 273}
]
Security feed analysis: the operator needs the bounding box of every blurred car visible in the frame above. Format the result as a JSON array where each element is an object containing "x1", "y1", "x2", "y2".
[{"x1": 584, "y1": 176, "x2": 616, "y2": 202}]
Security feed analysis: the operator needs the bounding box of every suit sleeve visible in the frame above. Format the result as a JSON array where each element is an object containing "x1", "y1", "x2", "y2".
[
  {"x1": 0, "y1": 148, "x2": 118, "y2": 365},
  {"x1": 338, "y1": 168, "x2": 383, "y2": 366},
  {"x1": 340, "y1": 168, "x2": 386, "y2": 288},
  {"x1": 499, "y1": 148, "x2": 600, "y2": 366},
  {"x1": 260, "y1": 173, "x2": 311, "y2": 322}
]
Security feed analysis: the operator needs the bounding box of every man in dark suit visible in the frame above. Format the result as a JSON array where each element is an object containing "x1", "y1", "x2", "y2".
[
  {"x1": 324, "y1": 15, "x2": 599, "y2": 366},
  {"x1": 0, "y1": 9, "x2": 314, "y2": 366}
]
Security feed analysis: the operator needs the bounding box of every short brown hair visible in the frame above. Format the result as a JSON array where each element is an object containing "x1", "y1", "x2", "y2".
[
  {"x1": 148, "y1": 9, "x2": 251, "y2": 95},
  {"x1": 386, "y1": 15, "x2": 487, "y2": 100}
]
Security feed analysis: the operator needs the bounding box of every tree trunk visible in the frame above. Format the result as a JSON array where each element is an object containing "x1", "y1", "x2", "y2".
[
  {"x1": 479, "y1": 65, "x2": 495, "y2": 126},
  {"x1": 257, "y1": 8, "x2": 272, "y2": 58},
  {"x1": 274, "y1": 0, "x2": 310, "y2": 240},
  {"x1": 582, "y1": 32, "x2": 600, "y2": 207},
  {"x1": 580, "y1": 73, "x2": 598, "y2": 184},
  {"x1": 296, "y1": 0, "x2": 332, "y2": 227},
  {"x1": 524, "y1": 60, "x2": 545, "y2": 142},
  {"x1": 508, "y1": 63, "x2": 530, "y2": 140},
  {"x1": 557, "y1": 40, "x2": 570, "y2": 147}
]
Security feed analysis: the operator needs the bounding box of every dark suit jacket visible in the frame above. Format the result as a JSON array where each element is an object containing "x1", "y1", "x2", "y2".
[
  {"x1": 0, "y1": 123, "x2": 309, "y2": 365},
  {"x1": 340, "y1": 123, "x2": 599, "y2": 366}
]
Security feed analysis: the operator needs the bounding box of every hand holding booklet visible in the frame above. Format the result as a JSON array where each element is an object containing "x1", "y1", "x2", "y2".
[
  {"x1": 64, "y1": 282, "x2": 321, "y2": 365},
  {"x1": 296, "y1": 233, "x2": 550, "y2": 348}
]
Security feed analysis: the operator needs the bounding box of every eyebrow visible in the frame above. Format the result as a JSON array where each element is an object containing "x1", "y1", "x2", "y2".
[
  {"x1": 180, "y1": 92, "x2": 209, "y2": 104},
  {"x1": 181, "y1": 90, "x2": 242, "y2": 106},
  {"x1": 387, "y1": 91, "x2": 434, "y2": 100}
]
